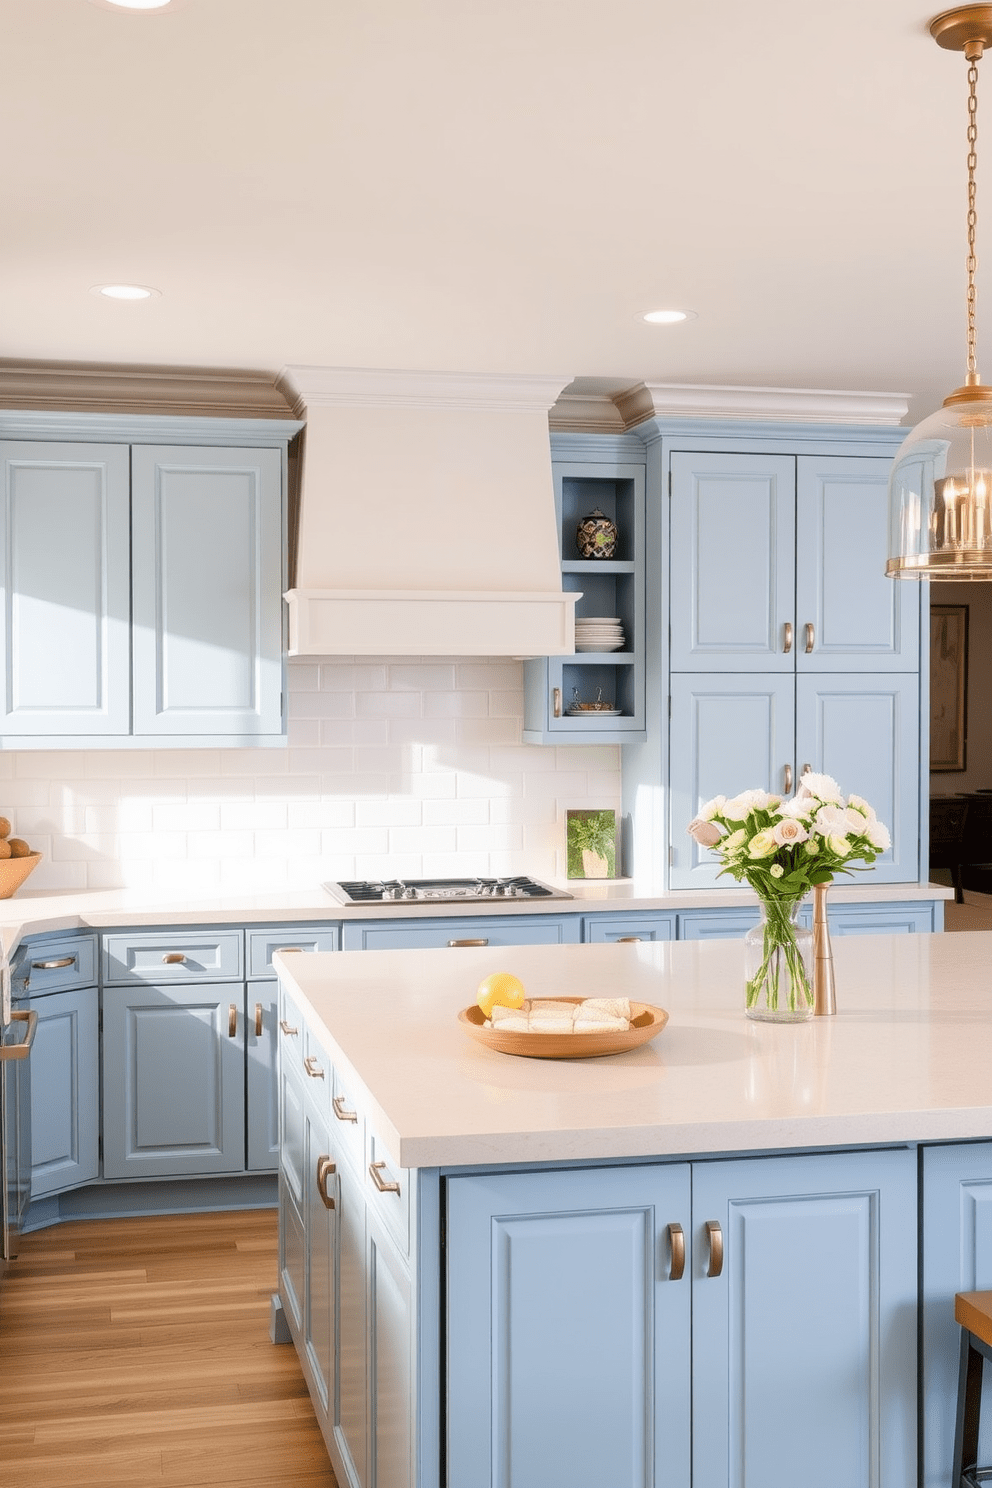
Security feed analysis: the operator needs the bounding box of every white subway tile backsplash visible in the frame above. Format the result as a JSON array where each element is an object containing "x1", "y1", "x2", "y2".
[{"x1": 0, "y1": 661, "x2": 621, "y2": 890}]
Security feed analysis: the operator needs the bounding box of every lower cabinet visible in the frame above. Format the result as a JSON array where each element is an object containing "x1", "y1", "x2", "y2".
[
  {"x1": 25, "y1": 986, "x2": 99, "y2": 1197},
  {"x1": 446, "y1": 1147, "x2": 917, "y2": 1488},
  {"x1": 921, "y1": 1141, "x2": 992, "y2": 1488},
  {"x1": 341, "y1": 914, "x2": 580, "y2": 951}
]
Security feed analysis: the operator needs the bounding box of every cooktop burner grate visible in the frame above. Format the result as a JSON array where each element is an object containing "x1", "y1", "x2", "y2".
[{"x1": 324, "y1": 875, "x2": 572, "y2": 905}]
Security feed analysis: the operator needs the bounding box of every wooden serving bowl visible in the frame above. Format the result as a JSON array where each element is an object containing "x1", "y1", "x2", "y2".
[
  {"x1": 458, "y1": 995, "x2": 669, "y2": 1060},
  {"x1": 0, "y1": 852, "x2": 42, "y2": 899}
]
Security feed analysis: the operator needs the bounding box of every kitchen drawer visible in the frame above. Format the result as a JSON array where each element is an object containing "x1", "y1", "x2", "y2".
[
  {"x1": 330, "y1": 1063, "x2": 366, "y2": 1176},
  {"x1": 277, "y1": 982, "x2": 329, "y2": 1114},
  {"x1": 12, "y1": 933, "x2": 98, "y2": 996},
  {"x1": 247, "y1": 924, "x2": 340, "y2": 979},
  {"x1": 677, "y1": 909, "x2": 761, "y2": 940},
  {"x1": 365, "y1": 1127, "x2": 410, "y2": 1258},
  {"x1": 341, "y1": 914, "x2": 581, "y2": 952},
  {"x1": 103, "y1": 929, "x2": 243, "y2": 984},
  {"x1": 582, "y1": 915, "x2": 675, "y2": 943}
]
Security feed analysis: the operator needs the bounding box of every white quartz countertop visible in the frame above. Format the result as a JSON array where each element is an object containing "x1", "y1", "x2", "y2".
[
  {"x1": 0, "y1": 876, "x2": 951, "y2": 959},
  {"x1": 275, "y1": 932, "x2": 992, "y2": 1170}
]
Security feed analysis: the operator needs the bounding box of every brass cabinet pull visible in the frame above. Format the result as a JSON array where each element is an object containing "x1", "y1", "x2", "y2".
[
  {"x1": 783, "y1": 621, "x2": 793, "y2": 654},
  {"x1": 31, "y1": 956, "x2": 75, "y2": 970},
  {"x1": 279, "y1": 1019, "x2": 298, "y2": 1037},
  {"x1": 0, "y1": 1008, "x2": 38, "y2": 1061},
  {"x1": 667, "y1": 1222, "x2": 686, "y2": 1281},
  {"x1": 316, "y1": 1155, "x2": 336, "y2": 1210},
  {"x1": 369, "y1": 1160, "x2": 401, "y2": 1195},
  {"x1": 333, "y1": 1095, "x2": 359, "y2": 1124},
  {"x1": 553, "y1": 686, "x2": 562, "y2": 718},
  {"x1": 276, "y1": 946, "x2": 303, "y2": 953},
  {"x1": 304, "y1": 1055, "x2": 325, "y2": 1080},
  {"x1": 162, "y1": 952, "x2": 186, "y2": 964},
  {"x1": 705, "y1": 1219, "x2": 724, "y2": 1278},
  {"x1": 228, "y1": 1003, "x2": 237, "y2": 1038},
  {"x1": 254, "y1": 1003, "x2": 263, "y2": 1038},
  {"x1": 783, "y1": 763, "x2": 792, "y2": 795},
  {"x1": 617, "y1": 936, "x2": 642, "y2": 942},
  {"x1": 805, "y1": 621, "x2": 815, "y2": 654},
  {"x1": 801, "y1": 762, "x2": 811, "y2": 781},
  {"x1": 447, "y1": 938, "x2": 488, "y2": 947}
]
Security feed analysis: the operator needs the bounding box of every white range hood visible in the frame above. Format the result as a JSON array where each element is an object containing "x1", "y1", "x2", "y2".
[{"x1": 280, "y1": 366, "x2": 578, "y2": 657}]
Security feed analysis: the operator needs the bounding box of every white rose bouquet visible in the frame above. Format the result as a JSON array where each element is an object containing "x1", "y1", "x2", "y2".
[{"x1": 687, "y1": 773, "x2": 890, "y2": 1016}]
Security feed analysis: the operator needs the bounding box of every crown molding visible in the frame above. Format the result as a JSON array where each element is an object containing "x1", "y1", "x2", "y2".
[
  {"x1": 617, "y1": 382, "x2": 910, "y2": 427},
  {"x1": 279, "y1": 365, "x2": 573, "y2": 414},
  {"x1": 0, "y1": 359, "x2": 296, "y2": 419},
  {"x1": 548, "y1": 391, "x2": 630, "y2": 434}
]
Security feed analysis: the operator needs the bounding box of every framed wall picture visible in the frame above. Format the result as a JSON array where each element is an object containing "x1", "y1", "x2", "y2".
[
  {"x1": 565, "y1": 808, "x2": 618, "y2": 879},
  {"x1": 930, "y1": 604, "x2": 968, "y2": 771}
]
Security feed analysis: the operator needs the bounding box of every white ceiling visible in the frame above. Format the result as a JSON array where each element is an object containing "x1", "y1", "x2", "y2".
[{"x1": 3, "y1": 0, "x2": 985, "y2": 421}]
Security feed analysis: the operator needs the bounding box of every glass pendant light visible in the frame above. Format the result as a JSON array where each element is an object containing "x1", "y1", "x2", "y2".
[{"x1": 888, "y1": 6, "x2": 992, "y2": 580}]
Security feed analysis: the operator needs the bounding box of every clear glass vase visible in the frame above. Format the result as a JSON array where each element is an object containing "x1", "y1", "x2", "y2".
[{"x1": 744, "y1": 896, "x2": 815, "y2": 1023}]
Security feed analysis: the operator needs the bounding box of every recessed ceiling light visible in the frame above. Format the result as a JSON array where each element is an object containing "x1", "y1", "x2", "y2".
[
  {"x1": 90, "y1": 283, "x2": 161, "y2": 300},
  {"x1": 86, "y1": 0, "x2": 188, "y2": 13},
  {"x1": 640, "y1": 309, "x2": 697, "y2": 325}
]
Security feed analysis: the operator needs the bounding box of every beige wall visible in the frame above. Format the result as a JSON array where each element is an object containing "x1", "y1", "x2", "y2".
[{"x1": 930, "y1": 583, "x2": 992, "y2": 794}]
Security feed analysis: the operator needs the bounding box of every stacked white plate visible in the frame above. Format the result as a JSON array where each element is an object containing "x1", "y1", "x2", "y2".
[{"x1": 575, "y1": 616, "x2": 625, "y2": 652}]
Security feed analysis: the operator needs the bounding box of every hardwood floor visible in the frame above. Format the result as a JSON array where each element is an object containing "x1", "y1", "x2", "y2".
[{"x1": 0, "y1": 1209, "x2": 338, "y2": 1488}]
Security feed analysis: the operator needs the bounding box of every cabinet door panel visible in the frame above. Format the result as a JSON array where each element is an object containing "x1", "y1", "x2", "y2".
[
  {"x1": 368, "y1": 1217, "x2": 414, "y2": 1488},
  {"x1": 668, "y1": 673, "x2": 795, "y2": 888},
  {"x1": 796, "y1": 456, "x2": 918, "y2": 672},
  {"x1": 334, "y1": 1159, "x2": 368, "y2": 1488},
  {"x1": 102, "y1": 983, "x2": 246, "y2": 1178},
  {"x1": 341, "y1": 915, "x2": 580, "y2": 951},
  {"x1": 446, "y1": 1163, "x2": 691, "y2": 1488},
  {"x1": 692, "y1": 1148, "x2": 917, "y2": 1488},
  {"x1": 0, "y1": 441, "x2": 130, "y2": 735},
  {"x1": 921, "y1": 1142, "x2": 992, "y2": 1488},
  {"x1": 796, "y1": 673, "x2": 919, "y2": 882},
  {"x1": 28, "y1": 987, "x2": 99, "y2": 1197},
  {"x1": 669, "y1": 452, "x2": 795, "y2": 671},
  {"x1": 304, "y1": 1108, "x2": 335, "y2": 1424},
  {"x1": 247, "y1": 984, "x2": 279, "y2": 1171},
  {"x1": 131, "y1": 445, "x2": 283, "y2": 737}
]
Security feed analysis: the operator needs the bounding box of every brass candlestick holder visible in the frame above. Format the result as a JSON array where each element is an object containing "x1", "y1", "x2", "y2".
[{"x1": 812, "y1": 882, "x2": 836, "y2": 1016}]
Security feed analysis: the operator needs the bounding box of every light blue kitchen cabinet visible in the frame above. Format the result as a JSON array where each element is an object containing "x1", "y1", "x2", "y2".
[
  {"x1": 678, "y1": 908, "x2": 762, "y2": 939},
  {"x1": 446, "y1": 1146, "x2": 916, "y2": 1488},
  {"x1": 101, "y1": 982, "x2": 247, "y2": 1179},
  {"x1": 669, "y1": 451, "x2": 918, "y2": 674},
  {"x1": 21, "y1": 986, "x2": 99, "y2": 1198},
  {"x1": 581, "y1": 912, "x2": 676, "y2": 942},
  {"x1": 920, "y1": 1142, "x2": 992, "y2": 1488},
  {"x1": 0, "y1": 416, "x2": 300, "y2": 748},
  {"x1": 0, "y1": 440, "x2": 131, "y2": 737},
  {"x1": 341, "y1": 914, "x2": 581, "y2": 951},
  {"x1": 130, "y1": 444, "x2": 284, "y2": 739},
  {"x1": 523, "y1": 440, "x2": 647, "y2": 744},
  {"x1": 669, "y1": 672, "x2": 920, "y2": 888}
]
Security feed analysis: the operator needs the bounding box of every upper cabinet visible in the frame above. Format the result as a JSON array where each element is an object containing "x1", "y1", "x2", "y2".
[
  {"x1": 523, "y1": 436, "x2": 646, "y2": 743},
  {"x1": 0, "y1": 416, "x2": 300, "y2": 748},
  {"x1": 669, "y1": 452, "x2": 919, "y2": 673}
]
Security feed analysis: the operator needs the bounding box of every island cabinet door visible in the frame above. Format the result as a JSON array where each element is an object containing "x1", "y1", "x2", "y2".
[
  {"x1": 691, "y1": 1147, "x2": 918, "y2": 1488},
  {"x1": 445, "y1": 1162, "x2": 692, "y2": 1488},
  {"x1": 920, "y1": 1141, "x2": 992, "y2": 1488}
]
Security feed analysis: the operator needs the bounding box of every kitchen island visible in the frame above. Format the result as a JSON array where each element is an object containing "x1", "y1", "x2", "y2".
[{"x1": 273, "y1": 932, "x2": 992, "y2": 1488}]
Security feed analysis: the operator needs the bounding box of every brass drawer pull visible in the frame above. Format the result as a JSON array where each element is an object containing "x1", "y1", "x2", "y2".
[
  {"x1": 805, "y1": 621, "x2": 815, "y2": 654},
  {"x1": 304, "y1": 1055, "x2": 325, "y2": 1080},
  {"x1": 617, "y1": 936, "x2": 642, "y2": 943},
  {"x1": 706, "y1": 1219, "x2": 724, "y2": 1278},
  {"x1": 0, "y1": 1008, "x2": 38, "y2": 1061},
  {"x1": 668, "y1": 1222, "x2": 686, "y2": 1282},
  {"x1": 316, "y1": 1155, "x2": 336, "y2": 1210},
  {"x1": 783, "y1": 763, "x2": 793, "y2": 795},
  {"x1": 447, "y1": 938, "x2": 488, "y2": 947},
  {"x1": 369, "y1": 1160, "x2": 401, "y2": 1195},
  {"x1": 32, "y1": 956, "x2": 75, "y2": 970},
  {"x1": 783, "y1": 621, "x2": 793, "y2": 654},
  {"x1": 254, "y1": 1003, "x2": 263, "y2": 1038},
  {"x1": 279, "y1": 1020, "x2": 298, "y2": 1037},
  {"x1": 162, "y1": 952, "x2": 187, "y2": 964},
  {"x1": 333, "y1": 1095, "x2": 358, "y2": 1124},
  {"x1": 276, "y1": 946, "x2": 303, "y2": 953},
  {"x1": 228, "y1": 1003, "x2": 237, "y2": 1038},
  {"x1": 553, "y1": 686, "x2": 562, "y2": 718}
]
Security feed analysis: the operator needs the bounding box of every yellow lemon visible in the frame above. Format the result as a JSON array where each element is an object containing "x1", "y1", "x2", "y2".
[{"x1": 477, "y1": 971, "x2": 526, "y2": 1018}]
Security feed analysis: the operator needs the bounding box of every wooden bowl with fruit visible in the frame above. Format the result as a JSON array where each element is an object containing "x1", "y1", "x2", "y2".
[{"x1": 0, "y1": 816, "x2": 41, "y2": 898}]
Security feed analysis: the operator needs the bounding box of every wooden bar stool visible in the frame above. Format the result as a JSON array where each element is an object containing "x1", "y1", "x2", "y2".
[{"x1": 953, "y1": 1292, "x2": 992, "y2": 1486}]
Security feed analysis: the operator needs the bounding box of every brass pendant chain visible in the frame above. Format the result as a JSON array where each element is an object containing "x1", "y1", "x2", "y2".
[{"x1": 967, "y1": 51, "x2": 980, "y2": 379}]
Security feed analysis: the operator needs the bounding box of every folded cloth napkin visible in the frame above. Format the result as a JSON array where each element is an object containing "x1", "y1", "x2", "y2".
[
  {"x1": 580, "y1": 997, "x2": 631, "y2": 1021},
  {"x1": 574, "y1": 1013, "x2": 630, "y2": 1032}
]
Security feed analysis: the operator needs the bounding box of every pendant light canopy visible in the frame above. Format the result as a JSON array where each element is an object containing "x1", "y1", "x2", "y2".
[{"x1": 888, "y1": 6, "x2": 992, "y2": 580}]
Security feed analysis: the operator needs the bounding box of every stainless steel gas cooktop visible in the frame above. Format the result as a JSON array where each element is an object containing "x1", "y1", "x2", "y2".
[{"x1": 323, "y1": 875, "x2": 572, "y2": 906}]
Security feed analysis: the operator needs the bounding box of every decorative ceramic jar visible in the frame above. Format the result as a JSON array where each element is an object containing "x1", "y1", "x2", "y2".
[{"x1": 576, "y1": 508, "x2": 618, "y2": 559}]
